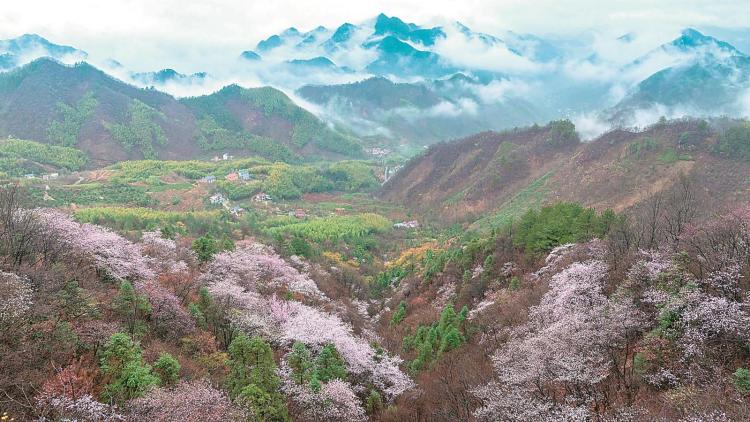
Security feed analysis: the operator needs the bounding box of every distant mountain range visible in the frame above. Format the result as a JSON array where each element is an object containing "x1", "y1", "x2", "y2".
[{"x1": 0, "y1": 14, "x2": 748, "y2": 148}]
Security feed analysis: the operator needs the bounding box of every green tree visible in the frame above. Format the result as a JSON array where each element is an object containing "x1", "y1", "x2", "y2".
[
  {"x1": 99, "y1": 333, "x2": 158, "y2": 404},
  {"x1": 226, "y1": 335, "x2": 280, "y2": 396},
  {"x1": 734, "y1": 367, "x2": 750, "y2": 394},
  {"x1": 193, "y1": 235, "x2": 218, "y2": 263},
  {"x1": 313, "y1": 343, "x2": 347, "y2": 383},
  {"x1": 153, "y1": 352, "x2": 180, "y2": 386},
  {"x1": 227, "y1": 335, "x2": 289, "y2": 421},
  {"x1": 287, "y1": 341, "x2": 313, "y2": 384},
  {"x1": 112, "y1": 281, "x2": 151, "y2": 337},
  {"x1": 390, "y1": 301, "x2": 407, "y2": 326}
]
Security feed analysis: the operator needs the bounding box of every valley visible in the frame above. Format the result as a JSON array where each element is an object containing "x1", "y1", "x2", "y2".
[{"x1": 1, "y1": 6, "x2": 750, "y2": 422}]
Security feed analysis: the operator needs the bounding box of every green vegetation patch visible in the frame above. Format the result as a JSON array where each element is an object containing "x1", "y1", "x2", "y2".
[
  {"x1": 261, "y1": 213, "x2": 391, "y2": 243},
  {"x1": 0, "y1": 138, "x2": 87, "y2": 176},
  {"x1": 403, "y1": 304, "x2": 469, "y2": 371},
  {"x1": 514, "y1": 202, "x2": 620, "y2": 254},
  {"x1": 74, "y1": 206, "x2": 222, "y2": 232},
  {"x1": 27, "y1": 183, "x2": 154, "y2": 207},
  {"x1": 47, "y1": 91, "x2": 98, "y2": 147},
  {"x1": 195, "y1": 116, "x2": 296, "y2": 162},
  {"x1": 106, "y1": 99, "x2": 167, "y2": 159},
  {"x1": 716, "y1": 120, "x2": 750, "y2": 161}
]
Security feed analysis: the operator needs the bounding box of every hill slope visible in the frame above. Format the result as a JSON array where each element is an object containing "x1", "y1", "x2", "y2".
[
  {"x1": 0, "y1": 59, "x2": 362, "y2": 165},
  {"x1": 381, "y1": 119, "x2": 750, "y2": 225}
]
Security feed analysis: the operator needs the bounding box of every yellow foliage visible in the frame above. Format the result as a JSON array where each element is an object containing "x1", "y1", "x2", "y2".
[{"x1": 387, "y1": 241, "x2": 439, "y2": 269}]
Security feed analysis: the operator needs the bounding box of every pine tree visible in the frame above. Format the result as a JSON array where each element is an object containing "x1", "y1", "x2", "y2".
[
  {"x1": 99, "y1": 332, "x2": 158, "y2": 404},
  {"x1": 192, "y1": 235, "x2": 218, "y2": 263},
  {"x1": 112, "y1": 281, "x2": 150, "y2": 337},
  {"x1": 153, "y1": 352, "x2": 180, "y2": 386},
  {"x1": 288, "y1": 341, "x2": 313, "y2": 384},
  {"x1": 313, "y1": 343, "x2": 347, "y2": 383},
  {"x1": 226, "y1": 334, "x2": 289, "y2": 421}
]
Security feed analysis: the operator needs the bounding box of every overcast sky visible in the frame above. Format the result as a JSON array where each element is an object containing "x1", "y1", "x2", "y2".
[{"x1": 1, "y1": 0, "x2": 748, "y2": 72}]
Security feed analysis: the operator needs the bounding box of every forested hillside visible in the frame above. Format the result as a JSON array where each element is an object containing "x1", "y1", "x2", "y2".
[
  {"x1": 0, "y1": 59, "x2": 363, "y2": 165},
  {"x1": 382, "y1": 118, "x2": 750, "y2": 225}
]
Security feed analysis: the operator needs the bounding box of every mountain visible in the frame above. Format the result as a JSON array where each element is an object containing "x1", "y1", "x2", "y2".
[
  {"x1": 372, "y1": 13, "x2": 446, "y2": 47},
  {"x1": 610, "y1": 29, "x2": 750, "y2": 123},
  {"x1": 0, "y1": 58, "x2": 363, "y2": 164},
  {"x1": 239, "y1": 50, "x2": 262, "y2": 61},
  {"x1": 297, "y1": 75, "x2": 546, "y2": 144},
  {"x1": 381, "y1": 118, "x2": 750, "y2": 225},
  {"x1": 131, "y1": 68, "x2": 208, "y2": 86},
  {"x1": 0, "y1": 33, "x2": 87, "y2": 69},
  {"x1": 363, "y1": 36, "x2": 454, "y2": 78},
  {"x1": 3, "y1": 24, "x2": 750, "y2": 149}
]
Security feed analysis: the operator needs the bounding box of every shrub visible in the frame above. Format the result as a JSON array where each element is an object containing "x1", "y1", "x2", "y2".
[
  {"x1": 153, "y1": 353, "x2": 180, "y2": 386},
  {"x1": 390, "y1": 301, "x2": 407, "y2": 326},
  {"x1": 734, "y1": 368, "x2": 750, "y2": 394}
]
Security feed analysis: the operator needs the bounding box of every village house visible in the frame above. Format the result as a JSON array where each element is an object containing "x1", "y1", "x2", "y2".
[
  {"x1": 200, "y1": 175, "x2": 216, "y2": 184},
  {"x1": 225, "y1": 172, "x2": 239, "y2": 181},
  {"x1": 209, "y1": 193, "x2": 227, "y2": 205},
  {"x1": 252, "y1": 192, "x2": 272, "y2": 202},
  {"x1": 293, "y1": 208, "x2": 307, "y2": 219},
  {"x1": 230, "y1": 206, "x2": 244, "y2": 216},
  {"x1": 238, "y1": 169, "x2": 252, "y2": 180},
  {"x1": 41, "y1": 173, "x2": 59, "y2": 181},
  {"x1": 394, "y1": 220, "x2": 419, "y2": 229}
]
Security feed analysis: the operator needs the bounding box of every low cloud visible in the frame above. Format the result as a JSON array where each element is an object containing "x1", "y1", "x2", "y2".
[{"x1": 432, "y1": 24, "x2": 545, "y2": 75}]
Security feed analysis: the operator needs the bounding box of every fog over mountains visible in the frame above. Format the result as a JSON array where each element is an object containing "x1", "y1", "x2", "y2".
[{"x1": 2, "y1": 13, "x2": 750, "y2": 143}]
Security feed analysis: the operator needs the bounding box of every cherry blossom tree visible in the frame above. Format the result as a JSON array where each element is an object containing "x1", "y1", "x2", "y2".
[
  {"x1": 200, "y1": 248, "x2": 413, "y2": 404},
  {"x1": 127, "y1": 379, "x2": 243, "y2": 422},
  {"x1": 140, "y1": 230, "x2": 195, "y2": 275},
  {"x1": 199, "y1": 244, "x2": 324, "y2": 299},
  {"x1": 476, "y1": 259, "x2": 646, "y2": 420},
  {"x1": 36, "y1": 394, "x2": 124, "y2": 422},
  {"x1": 280, "y1": 363, "x2": 366, "y2": 422},
  {"x1": 0, "y1": 271, "x2": 32, "y2": 323},
  {"x1": 36, "y1": 210, "x2": 154, "y2": 282},
  {"x1": 135, "y1": 280, "x2": 195, "y2": 340},
  {"x1": 271, "y1": 297, "x2": 413, "y2": 400}
]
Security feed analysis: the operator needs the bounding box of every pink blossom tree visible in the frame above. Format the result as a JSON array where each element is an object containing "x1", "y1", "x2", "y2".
[
  {"x1": 476, "y1": 259, "x2": 646, "y2": 420},
  {"x1": 140, "y1": 230, "x2": 194, "y2": 275},
  {"x1": 36, "y1": 210, "x2": 154, "y2": 282},
  {"x1": 0, "y1": 271, "x2": 32, "y2": 323},
  {"x1": 127, "y1": 379, "x2": 243, "y2": 422},
  {"x1": 135, "y1": 280, "x2": 195, "y2": 340},
  {"x1": 199, "y1": 244, "x2": 324, "y2": 299},
  {"x1": 280, "y1": 363, "x2": 366, "y2": 422}
]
